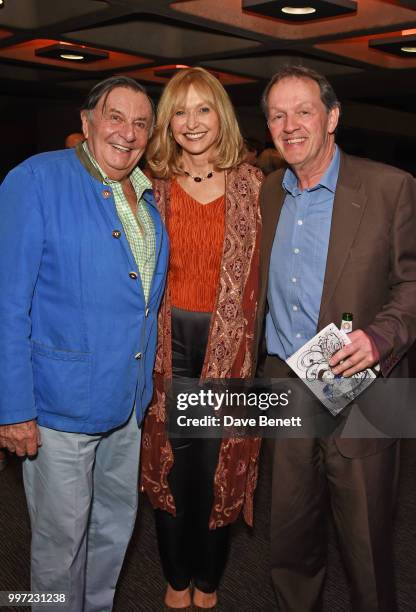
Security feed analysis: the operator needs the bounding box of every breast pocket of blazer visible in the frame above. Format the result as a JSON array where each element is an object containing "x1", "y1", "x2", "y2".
[{"x1": 31, "y1": 342, "x2": 91, "y2": 420}]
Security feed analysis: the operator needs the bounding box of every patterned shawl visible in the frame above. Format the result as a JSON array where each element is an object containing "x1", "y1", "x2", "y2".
[{"x1": 140, "y1": 163, "x2": 263, "y2": 528}]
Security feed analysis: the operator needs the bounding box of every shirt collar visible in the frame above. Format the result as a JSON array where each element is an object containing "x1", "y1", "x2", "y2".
[
  {"x1": 82, "y1": 141, "x2": 151, "y2": 198},
  {"x1": 283, "y1": 145, "x2": 340, "y2": 196}
]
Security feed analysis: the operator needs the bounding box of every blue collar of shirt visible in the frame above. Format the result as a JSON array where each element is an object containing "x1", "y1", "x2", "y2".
[{"x1": 282, "y1": 145, "x2": 340, "y2": 196}]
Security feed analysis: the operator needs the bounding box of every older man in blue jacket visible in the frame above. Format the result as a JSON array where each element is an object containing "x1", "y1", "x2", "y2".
[{"x1": 0, "y1": 76, "x2": 168, "y2": 611}]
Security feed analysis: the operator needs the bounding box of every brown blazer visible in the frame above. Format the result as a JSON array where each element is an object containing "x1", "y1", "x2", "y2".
[{"x1": 256, "y1": 151, "x2": 416, "y2": 458}]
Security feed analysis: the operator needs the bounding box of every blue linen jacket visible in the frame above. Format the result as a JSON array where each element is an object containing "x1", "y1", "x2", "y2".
[{"x1": 0, "y1": 147, "x2": 168, "y2": 433}]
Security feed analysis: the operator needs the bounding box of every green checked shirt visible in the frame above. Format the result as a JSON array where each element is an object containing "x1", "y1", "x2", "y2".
[{"x1": 83, "y1": 142, "x2": 156, "y2": 302}]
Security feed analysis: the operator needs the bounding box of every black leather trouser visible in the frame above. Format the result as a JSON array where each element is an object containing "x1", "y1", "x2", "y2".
[{"x1": 153, "y1": 307, "x2": 230, "y2": 593}]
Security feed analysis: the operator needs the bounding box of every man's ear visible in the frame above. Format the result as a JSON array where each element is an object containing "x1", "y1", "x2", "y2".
[
  {"x1": 328, "y1": 105, "x2": 340, "y2": 135},
  {"x1": 81, "y1": 111, "x2": 89, "y2": 139}
]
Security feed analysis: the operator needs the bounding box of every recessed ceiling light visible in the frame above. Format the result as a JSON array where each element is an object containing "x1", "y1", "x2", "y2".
[
  {"x1": 60, "y1": 53, "x2": 84, "y2": 61},
  {"x1": 242, "y1": 0, "x2": 356, "y2": 20},
  {"x1": 0, "y1": 0, "x2": 4, "y2": 7},
  {"x1": 281, "y1": 6, "x2": 316, "y2": 13},
  {"x1": 369, "y1": 34, "x2": 416, "y2": 58},
  {"x1": 35, "y1": 43, "x2": 108, "y2": 63}
]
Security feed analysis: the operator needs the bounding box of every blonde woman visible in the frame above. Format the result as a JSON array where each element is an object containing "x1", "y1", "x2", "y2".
[{"x1": 141, "y1": 67, "x2": 262, "y2": 609}]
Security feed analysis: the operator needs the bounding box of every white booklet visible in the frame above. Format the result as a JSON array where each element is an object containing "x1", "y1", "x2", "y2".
[{"x1": 286, "y1": 323, "x2": 376, "y2": 416}]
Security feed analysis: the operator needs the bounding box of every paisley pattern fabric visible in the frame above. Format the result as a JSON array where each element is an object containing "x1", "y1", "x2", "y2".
[{"x1": 140, "y1": 163, "x2": 263, "y2": 528}]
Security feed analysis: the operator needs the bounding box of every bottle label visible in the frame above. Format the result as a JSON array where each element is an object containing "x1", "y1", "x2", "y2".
[{"x1": 341, "y1": 320, "x2": 352, "y2": 334}]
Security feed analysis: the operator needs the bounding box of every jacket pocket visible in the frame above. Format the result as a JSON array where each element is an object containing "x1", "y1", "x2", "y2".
[{"x1": 31, "y1": 342, "x2": 91, "y2": 420}]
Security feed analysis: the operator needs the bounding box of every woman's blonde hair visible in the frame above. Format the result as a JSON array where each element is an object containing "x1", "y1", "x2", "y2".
[{"x1": 147, "y1": 67, "x2": 245, "y2": 178}]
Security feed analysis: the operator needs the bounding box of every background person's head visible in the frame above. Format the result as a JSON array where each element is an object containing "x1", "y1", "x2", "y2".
[
  {"x1": 255, "y1": 148, "x2": 285, "y2": 176},
  {"x1": 147, "y1": 67, "x2": 245, "y2": 178},
  {"x1": 64, "y1": 132, "x2": 85, "y2": 149},
  {"x1": 80, "y1": 76, "x2": 155, "y2": 181},
  {"x1": 243, "y1": 137, "x2": 262, "y2": 165}
]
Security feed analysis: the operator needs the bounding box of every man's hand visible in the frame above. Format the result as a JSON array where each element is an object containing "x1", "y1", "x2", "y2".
[
  {"x1": 0, "y1": 420, "x2": 41, "y2": 457},
  {"x1": 329, "y1": 329, "x2": 380, "y2": 378}
]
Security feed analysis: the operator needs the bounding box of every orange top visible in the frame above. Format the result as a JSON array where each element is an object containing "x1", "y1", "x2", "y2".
[{"x1": 168, "y1": 180, "x2": 225, "y2": 312}]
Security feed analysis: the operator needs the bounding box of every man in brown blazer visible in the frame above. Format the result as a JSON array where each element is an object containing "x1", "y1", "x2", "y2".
[{"x1": 258, "y1": 65, "x2": 416, "y2": 612}]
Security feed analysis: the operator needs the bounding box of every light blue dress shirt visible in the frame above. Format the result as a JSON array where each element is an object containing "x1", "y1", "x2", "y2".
[{"x1": 266, "y1": 146, "x2": 340, "y2": 360}]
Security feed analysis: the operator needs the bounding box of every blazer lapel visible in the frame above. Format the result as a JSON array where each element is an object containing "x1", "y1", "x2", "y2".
[
  {"x1": 259, "y1": 171, "x2": 286, "y2": 307},
  {"x1": 255, "y1": 170, "x2": 285, "y2": 359},
  {"x1": 318, "y1": 153, "x2": 368, "y2": 326}
]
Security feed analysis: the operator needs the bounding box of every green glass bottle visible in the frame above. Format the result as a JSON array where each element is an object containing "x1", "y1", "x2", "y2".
[{"x1": 341, "y1": 312, "x2": 353, "y2": 334}]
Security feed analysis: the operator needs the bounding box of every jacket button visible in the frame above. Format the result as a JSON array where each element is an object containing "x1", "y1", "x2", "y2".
[
  {"x1": 112, "y1": 230, "x2": 121, "y2": 239},
  {"x1": 134, "y1": 352, "x2": 142, "y2": 360},
  {"x1": 129, "y1": 271, "x2": 138, "y2": 280},
  {"x1": 102, "y1": 189, "x2": 111, "y2": 198}
]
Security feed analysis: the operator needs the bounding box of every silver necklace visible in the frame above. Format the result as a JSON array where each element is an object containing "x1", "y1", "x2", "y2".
[{"x1": 183, "y1": 169, "x2": 215, "y2": 183}]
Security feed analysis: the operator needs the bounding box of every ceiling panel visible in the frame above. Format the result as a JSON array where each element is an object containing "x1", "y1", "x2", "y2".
[
  {"x1": 316, "y1": 31, "x2": 416, "y2": 69},
  {"x1": 66, "y1": 18, "x2": 261, "y2": 58},
  {"x1": 201, "y1": 55, "x2": 363, "y2": 79},
  {"x1": 122, "y1": 63, "x2": 256, "y2": 84},
  {"x1": 0, "y1": 39, "x2": 151, "y2": 72},
  {"x1": 0, "y1": 0, "x2": 110, "y2": 29},
  {"x1": 171, "y1": 0, "x2": 416, "y2": 41}
]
